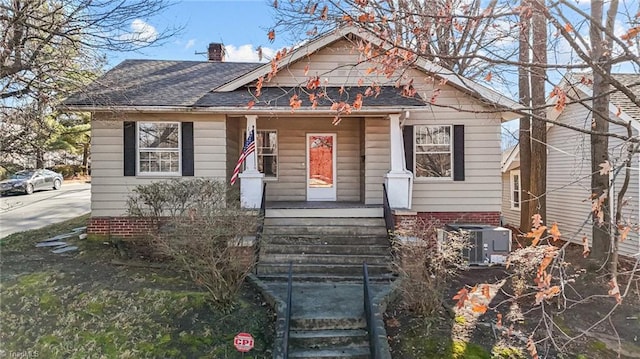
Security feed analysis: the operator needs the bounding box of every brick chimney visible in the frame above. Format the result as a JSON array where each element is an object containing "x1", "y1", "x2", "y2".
[{"x1": 208, "y1": 43, "x2": 225, "y2": 62}]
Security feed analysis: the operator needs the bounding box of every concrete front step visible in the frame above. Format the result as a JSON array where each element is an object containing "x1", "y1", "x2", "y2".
[
  {"x1": 266, "y1": 207, "x2": 383, "y2": 218},
  {"x1": 259, "y1": 253, "x2": 392, "y2": 265},
  {"x1": 257, "y1": 263, "x2": 392, "y2": 276},
  {"x1": 256, "y1": 273, "x2": 396, "y2": 283},
  {"x1": 262, "y1": 235, "x2": 390, "y2": 246},
  {"x1": 264, "y1": 217, "x2": 385, "y2": 227},
  {"x1": 263, "y1": 225, "x2": 388, "y2": 236},
  {"x1": 291, "y1": 317, "x2": 367, "y2": 331},
  {"x1": 288, "y1": 346, "x2": 370, "y2": 359},
  {"x1": 290, "y1": 329, "x2": 368, "y2": 349},
  {"x1": 260, "y1": 244, "x2": 391, "y2": 256}
]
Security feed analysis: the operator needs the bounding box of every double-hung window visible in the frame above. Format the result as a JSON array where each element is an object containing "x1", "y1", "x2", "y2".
[
  {"x1": 414, "y1": 125, "x2": 452, "y2": 178},
  {"x1": 138, "y1": 122, "x2": 181, "y2": 175},
  {"x1": 257, "y1": 130, "x2": 278, "y2": 178},
  {"x1": 510, "y1": 170, "x2": 521, "y2": 210}
]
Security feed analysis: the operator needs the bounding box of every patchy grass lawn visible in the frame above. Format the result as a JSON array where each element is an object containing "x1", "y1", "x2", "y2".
[{"x1": 0, "y1": 215, "x2": 274, "y2": 358}]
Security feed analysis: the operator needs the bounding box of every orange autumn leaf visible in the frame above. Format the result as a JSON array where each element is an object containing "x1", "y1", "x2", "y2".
[
  {"x1": 365, "y1": 67, "x2": 377, "y2": 75},
  {"x1": 619, "y1": 224, "x2": 631, "y2": 242},
  {"x1": 484, "y1": 72, "x2": 493, "y2": 82},
  {"x1": 338, "y1": 86, "x2": 345, "y2": 95},
  {"x1": 549, "y1": 223, "x2": 561, "y2": 241},
  {"x1": 620, "y1": 26, "x2": 640, "y2": 41},
  {"x1": 306, "y1": 76, "x2": 320, "y2": 90},
  {"x1": 564, "y1": 23, "x2": 573, "y2": 32},
  {"x1": 267, "y1": 29, "x2": 275, "y2": 42},
  {"x1": 320, "y1": 6, "x2": 328, "y2": 20},
  {"x1": 615, "y1": 105, "x2": 622, "y2": 117},
  {"x1": 247, "y1": 100, "x2": 255, "y2": 109},
  {"x1": 255, "y1": 76, "x2": 264, "y2": 97},
  {"x1": 289, "y1": 94, "x2": 302, "y2": 111},
  {"x1": 526, "y1": 225, "x2": 547, "y2": 246},
  {"x1": 353, "y1": 93, "x2": 363, "y2": 110},
  {"x1": 453, "y1": 288, "x2": 470, "y2": 308},
  {"x1": 608, "y1": 278, "x2": 622, "y2": 304},
  {"x1": 472, "y1": 303, "x2": 488, "y2": 314},
  {"x1": 534, "y1": 286, "x2": 561, "y2": 305},
  {"x1": 304, "y1": 64, "x2": 309, "y2": 76},
  {"x1": 527, "y1": 336, "x2": 539, "y2": 359}
]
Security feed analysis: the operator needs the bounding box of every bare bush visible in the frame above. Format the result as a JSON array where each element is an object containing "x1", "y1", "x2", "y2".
[
  {"x1": 127, "y1": 179, "x2": 255, "y2": 311},
  {"x1": 393, "y1": 218, "x2": 469, "y2": 316}
]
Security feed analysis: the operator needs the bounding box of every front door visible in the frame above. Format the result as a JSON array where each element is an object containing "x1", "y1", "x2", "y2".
[{"x1": 306, "y1": 133, "x2": 337, "y2": 201}]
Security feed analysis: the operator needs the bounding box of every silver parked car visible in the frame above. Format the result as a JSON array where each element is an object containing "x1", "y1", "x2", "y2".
[{"x1": 0, "y1": 169, "x2": 63, "y2": 195}]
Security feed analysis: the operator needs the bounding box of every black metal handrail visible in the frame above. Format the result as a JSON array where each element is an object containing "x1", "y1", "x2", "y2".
[
  {"x1": 283, "y1": 262, "x2": 293, "y2": 359},
  {"x1": 363, "y1": 262, "x2": 382, "y2": 359},
  {"x1": 254, "y1": 183, "x2": 267, "y2": 274},
  {"x1": 382, "y1": 183, "x2": 395, "y2": 238}
]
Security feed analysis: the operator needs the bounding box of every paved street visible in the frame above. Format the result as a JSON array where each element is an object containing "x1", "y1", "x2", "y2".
[{"x1": 0, "y1": 182, "x2": 91, "y2": 239}]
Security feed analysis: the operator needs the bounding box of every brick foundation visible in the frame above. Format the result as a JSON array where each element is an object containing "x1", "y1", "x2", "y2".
[
  {"x1": 394, "y1": 211, "x2": 501, "y2": 232},
  {"x1": 88, "y1": 216, "x2": 156, "y2": 239}
]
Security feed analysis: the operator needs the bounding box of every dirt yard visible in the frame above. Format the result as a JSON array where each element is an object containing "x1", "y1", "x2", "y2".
[
  {"x1": 385, "y1": 243, "x2": 640, "y2": 358},
  {"x1": 0, "y1": 215, "x2": 274, "y2": 358}
]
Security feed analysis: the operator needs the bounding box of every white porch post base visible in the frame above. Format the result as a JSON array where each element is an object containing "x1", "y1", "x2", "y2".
[
  {"x1": 239, "y1": 170, "x2": 264, "y2": 209},
  {"x1": 384, "y1": 171, "x2": 413, "y2": 209}
]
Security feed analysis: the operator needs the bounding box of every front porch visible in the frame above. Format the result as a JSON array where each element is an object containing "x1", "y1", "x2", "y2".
[{"x1": 230, "y1": 114, "x2": 412, "y2": 210}]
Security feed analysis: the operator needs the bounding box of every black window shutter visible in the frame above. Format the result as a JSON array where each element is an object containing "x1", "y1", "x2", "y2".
[
  {"x1": 181, "y1": 122, "x2": 194, "y2": 176},
  {"x1": 453, "y1": 125, "x2": 465, "y2": 181},
  {"x1": 403, "y1": 125, "x2": 414, "y2": 173},
  {"x1": 123, "y1": 122, "x2": 136, "y2": 176}
]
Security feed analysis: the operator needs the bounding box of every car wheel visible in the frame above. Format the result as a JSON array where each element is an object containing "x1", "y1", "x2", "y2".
[
  {"x1": 25, "y1": 183, "x2": 34, "y2": 195},
  {"x1": 53, "y1": 179, "x2": 61, "y2": 190}
]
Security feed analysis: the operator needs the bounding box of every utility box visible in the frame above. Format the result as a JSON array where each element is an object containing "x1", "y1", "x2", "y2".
[{"x1": 440, "y1": 224, "x2": 512, "y2": 265}]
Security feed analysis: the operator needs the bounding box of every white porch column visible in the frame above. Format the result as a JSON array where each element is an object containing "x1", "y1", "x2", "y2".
[
  {"x1": 384, "y1": 113, "x2": 413, "y2": 209},
  {"x1": 239, "y1": 115, "x2": 264, "y2": 209}
]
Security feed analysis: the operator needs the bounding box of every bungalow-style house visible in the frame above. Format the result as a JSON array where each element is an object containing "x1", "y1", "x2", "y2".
[
  {"x1": 501, "y1": 73, "x2": 640, "y2": 258},
  {"x1": 63, "y1": 26, "x2": 518, "y2": 238}
]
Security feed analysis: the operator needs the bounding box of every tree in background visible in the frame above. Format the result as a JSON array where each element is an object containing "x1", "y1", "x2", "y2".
[{"x1": 0, "y1": 0, "x2": 178, "y2": 170}]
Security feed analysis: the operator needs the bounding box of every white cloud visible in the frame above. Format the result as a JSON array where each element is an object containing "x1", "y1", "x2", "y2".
[
  {"x1": 121, "y1": 19, "x2": 158, "y2": 45},
  {"x1": 224, "y1": 44, "x2": 276, "y2": 63},
  {"x1": 185, "y1": 39, "x2": 196, "y2": 50}
]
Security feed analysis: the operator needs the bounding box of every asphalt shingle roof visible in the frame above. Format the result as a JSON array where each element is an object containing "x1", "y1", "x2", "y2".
[
  {"x1": 193, "y1": 86, "x2": 425, "y2": 108},
  {"x1": 63, "y1": 59, "x2": 426, "y2": 109},
  {"x1": 567, "y1": 72, "x2": 640, "y2": 120},
  {"x1": 63, "y1": 60, "x2": 261, "y2": 107}
]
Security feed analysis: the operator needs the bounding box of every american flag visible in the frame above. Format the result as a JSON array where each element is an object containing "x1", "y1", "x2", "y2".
[{"x1": 230, "y1": 129, "x2": 256, "y2": 185}]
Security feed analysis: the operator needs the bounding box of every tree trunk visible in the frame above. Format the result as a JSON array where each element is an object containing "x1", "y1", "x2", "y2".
[
  {"x1": 590, "y1": 0, "x2": 612, "y2": 260},
  {"x1": 529, "y1": 0, "x2": 547, "y2": 222},
  {"x1": 518, "y1": 0, "x2": 532, "y2": 232}
]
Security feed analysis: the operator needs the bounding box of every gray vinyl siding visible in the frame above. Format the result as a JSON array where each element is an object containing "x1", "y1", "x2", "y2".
[
  {"x1": 546, "y1": 100, "x2": 640, "y2": 257},
  {"x1": 256, "y1": 116, "x2": 362, "y2": 202},
  {"x1": 501, "y1": 171, "x2": 520, "y2": 226},
  {"x1": 91, "y1": 113, "x2": 226, "y2": 217}
]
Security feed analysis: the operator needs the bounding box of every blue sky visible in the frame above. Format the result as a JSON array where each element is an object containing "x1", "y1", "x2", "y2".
[{"x1": 107, "y1": 0, "x2": 284, "y2": 66}]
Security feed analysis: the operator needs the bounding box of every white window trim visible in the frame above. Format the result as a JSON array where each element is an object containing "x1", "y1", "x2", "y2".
[
  {"x1": 136, "y1": 121, "x2": 182, "y2": 176},
  {"x1": 510, "y1": 169, "x2": 521, "y2": 211},
  {"x1": 414, "y1": 124, "x2": 453, "y2": 180},
  {"x1": 257, "y1": 129, "x2": 278, "y2": 181}
]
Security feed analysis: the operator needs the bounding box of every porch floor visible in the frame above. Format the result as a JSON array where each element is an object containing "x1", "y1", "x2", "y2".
[{"x1": 266, "y1": 201, "x2": 379, "y2": 209}]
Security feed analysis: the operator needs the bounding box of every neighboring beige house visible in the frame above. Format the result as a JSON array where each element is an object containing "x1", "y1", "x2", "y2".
[
  {"x1": 501, "y1": 145, "x2": 520, "y2": 227},
  {"x1": 500, "y1": 73, "x2": 640, "y2": 258},
  {"x1": 63, "y1": 26, "x2": 518, "y2": 237}
]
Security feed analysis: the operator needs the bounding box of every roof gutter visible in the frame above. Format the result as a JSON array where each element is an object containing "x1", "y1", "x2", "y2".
[{"x1": 60, "y1": 104, "x2": 414, "y2": 116}]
